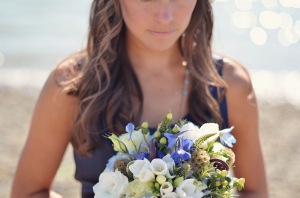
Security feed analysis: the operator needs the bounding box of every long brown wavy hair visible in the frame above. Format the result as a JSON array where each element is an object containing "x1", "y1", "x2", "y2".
[{"x1": 56, "y1": 0, "x2": 227, "y2": 156}]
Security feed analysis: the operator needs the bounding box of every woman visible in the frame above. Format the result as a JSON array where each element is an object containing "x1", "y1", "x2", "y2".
[{"x1": 11, "y1": 0, "x2": 268, "y2": 197}]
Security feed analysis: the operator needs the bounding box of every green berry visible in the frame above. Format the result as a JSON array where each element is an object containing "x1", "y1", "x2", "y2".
[
  {"x1": 141, "y1": 121, "x2": 149, "y2": 129},
  {"x1": 160, "y1": 137, "x2": 167, "y2": 145}
]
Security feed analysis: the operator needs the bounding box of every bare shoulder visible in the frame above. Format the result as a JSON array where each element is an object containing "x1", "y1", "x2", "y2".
[
  {"x1": 222, "y1": 57, "x2": 253, "y2": 95},
  {"x1": 11, "y1": 56, "x2": 83, "y2": 196}
]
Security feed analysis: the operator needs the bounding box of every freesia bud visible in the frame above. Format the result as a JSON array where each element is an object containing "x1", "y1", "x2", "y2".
[
  {"x1": 156, "y1": 175, "x2": 166, "y2": 185},
  {"x1": 174, "y1": 177, "x2": 184, "y2": 188}
]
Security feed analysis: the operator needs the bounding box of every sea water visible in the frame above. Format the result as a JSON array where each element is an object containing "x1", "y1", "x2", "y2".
[{"x1": 0, "y1": 0, "x2": 299, "y2": 106}]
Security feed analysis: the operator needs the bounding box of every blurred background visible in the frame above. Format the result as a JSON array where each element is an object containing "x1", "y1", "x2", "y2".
[{"x1": 0, "y1": 0, "x2": 299, "y2": 197}]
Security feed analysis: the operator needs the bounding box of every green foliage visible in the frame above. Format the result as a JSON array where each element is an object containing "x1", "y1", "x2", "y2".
[{"x1": 194, "y1": 133, "x2": 218, "y2": 149}]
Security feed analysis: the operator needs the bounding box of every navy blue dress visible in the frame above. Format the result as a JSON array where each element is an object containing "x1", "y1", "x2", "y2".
[{"x1": 73, "y1": 58, "x2": 229, "y2": 198}]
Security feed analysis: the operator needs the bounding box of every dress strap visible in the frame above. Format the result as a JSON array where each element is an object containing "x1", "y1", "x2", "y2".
[{"x1": 210, "y1": 58, "x2": 229, "y2": 129}]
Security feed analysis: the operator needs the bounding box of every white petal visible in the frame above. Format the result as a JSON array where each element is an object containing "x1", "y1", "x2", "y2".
[
  {"x1": 176, "y1": 179, "x2": 196, "y2": 197},
  {"x1": 199, "y1": 123, "x2": 219, "y2": 134},
  {"x1": 150, "y1": 159, "x2": 168, "y2": 175},
  {"x1": 160, "y1": 182, "x2": 174, "y2": 195},
  {"x1": 129, "y1": 158, "x2": 150, "y2": 177}
]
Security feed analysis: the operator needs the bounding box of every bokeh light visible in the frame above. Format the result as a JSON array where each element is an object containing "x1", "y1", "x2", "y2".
[
  {"x1": 261, "y1": 0, "x2": 278, "y2": 8},
  {"x1": 250, "y1": 27, "x2": 268, "y2": 45},
  {"x1": 259, "y1": 11, "x2": 281, "y2": 29},
  {"x1": 278, "y1": 28, "x2": 299, "y2": 46},
  {"x1": 0, "y1": 52, "x2": 4, "y2": 68},
  {"x1": 232, "y1": 11, "x2": 257, "y2": 29},
  {"x1": 294, "y1": 20, "x2": 300, "y2": 36},
  {"x1": 227, "y1": 0, "x2": 300, "y2": 46},
  {"x1": 235, "y1": 0, "x2": 254, "y2": 10},
  {"x1": 279, "y1": 13, "x2": 294, "y2": 29},
  {"x1": 279, "y1": 0, "x2": 300, "y2": 8}
]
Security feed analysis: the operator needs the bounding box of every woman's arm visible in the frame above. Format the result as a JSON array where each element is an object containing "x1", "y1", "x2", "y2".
[
  {"x1": 11, "y1": 63, "x2": 80, "y2": 198},
  {"x1": 223, "y1": 58, "x2": 268, "y2": 198}
]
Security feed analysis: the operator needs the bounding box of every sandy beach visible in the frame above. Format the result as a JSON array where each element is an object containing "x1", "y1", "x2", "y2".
[{"x1": 1, "y1": 86, "x2": 299, "y2": 198}]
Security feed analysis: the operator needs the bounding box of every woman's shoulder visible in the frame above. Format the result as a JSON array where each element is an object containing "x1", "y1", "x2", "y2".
[
  {"x1": 37, "y1": 52, "x2": 87, "y2": 112},
  {"x1": 53, "y1": 51, "x2": 87, "y2": 95},
  {"x1": 221, "y1": 56, "x2": 253, "y2": 95}
]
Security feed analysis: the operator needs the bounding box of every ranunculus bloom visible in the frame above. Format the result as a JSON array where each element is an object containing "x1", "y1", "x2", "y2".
[{"x1": 93, "y1": 169, "x2": 128, "y2": 198}]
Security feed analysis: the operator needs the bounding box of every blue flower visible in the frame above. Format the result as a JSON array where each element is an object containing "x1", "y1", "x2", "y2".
[
  {"x1": 164, "y1": 131, "x2": 186, "y2": 149},
  {"x1": 125, "y1": 123, "x2": 135, "y2": 140},
  {"x1": 219, "y1": 126, "x2": 236, "y2": 148},
  {"x1": 182, "y1": 138, "x2": 193, "y2": 151},
  {"x1": 157, "y1": 150, "x2": 165, "y2": 159},
  {"x1": 131, "y1": 152, "x2": 149, "y2": 160},
  {"x1": 171, "y1": 137, "x2": 191, "y2": 164}
]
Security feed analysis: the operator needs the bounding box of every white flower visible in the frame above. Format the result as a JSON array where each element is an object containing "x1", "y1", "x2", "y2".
[
  {"x1": 162, "y1": 154, "x2": 176, "y2": 179},
  {"x1": 160, "y1": 182, "x2": 174, "y2": 195},
  {"x1": 93, "y1": 169, "x2": 128, "y2": 198},
  {"x1": 179, "y1": 122, "x2": 200, "y2": 141},
  {"x1": 212, "y1": 142, "x2": 225, "y2": 152},
  {"x1": 150, "y1": 158, "x2": 168, "y2": 175},
  {"x1": 192, "y1": 190, "x2": 205, "y2": 197},
  {"x1": 197, "y1": 123, "x2": 220, "y2": 142},
  {"x1": 137, "y1": 168, "x2": 155, "y2": 182},
  {"x1": 119, "y1": 129, "x2": 150, "y2": 154},
  {"x1": 175, "y1": 179, "x2": 196, "y2": 198},
  {"x1": 129, "y1": 158, "x2": 154, "y2": 182},
  {"x1": 162, "y1": 154, "x2": 175, "y2": 170},
  {"x1": 162, "y1": 192, "x2": 179, "y2": 198},
  {"x1": 123, "y1": 179, "x2": 153, "y2": 198}
]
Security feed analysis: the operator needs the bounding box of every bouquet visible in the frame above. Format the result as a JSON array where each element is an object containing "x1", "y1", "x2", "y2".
[{"x1": 93, "y1": 113, "x2": 245, "y2": 198}]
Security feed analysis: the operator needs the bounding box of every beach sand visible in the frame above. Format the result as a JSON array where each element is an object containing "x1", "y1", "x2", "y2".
[{"x1": 0, "y1": 86, "x2": 299, "y2": 198}]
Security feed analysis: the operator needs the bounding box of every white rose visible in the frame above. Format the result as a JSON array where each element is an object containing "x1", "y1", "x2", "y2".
[
  {"x1": 93, "y1": 169, "x2": 128, "y2": 198},
  {"x1": 119, "y1": 129, "x2": 149, "y2": 154},
  {"x1": 175, "y1": 179, "x2": 196, "y2": 198},
  {"x1": 150, "y1": 158, "x2": 168, "y2": 175}
]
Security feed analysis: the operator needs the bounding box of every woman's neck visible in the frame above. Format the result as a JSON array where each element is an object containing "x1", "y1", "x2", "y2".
[{"x1": 126, "y1": 40, "x2": 183, "y2": 72}]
